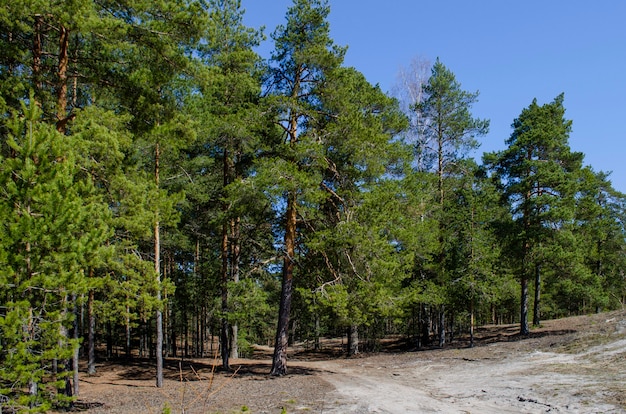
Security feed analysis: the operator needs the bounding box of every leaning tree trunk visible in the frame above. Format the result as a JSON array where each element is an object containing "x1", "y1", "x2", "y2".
[{"x1": 270, "y1": 192, "x2": 297, "y2": 376}]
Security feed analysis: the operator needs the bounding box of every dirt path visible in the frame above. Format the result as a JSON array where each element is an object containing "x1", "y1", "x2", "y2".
[
  {"x1": 317, "y1": 341, "x2": 626, "y2": 413},
  {"x1": 74, "y1": 310, "x2": 626, "y2": 413},
  {"x1": 314, "y1": 313, "x2": 626, "y2": 413}
]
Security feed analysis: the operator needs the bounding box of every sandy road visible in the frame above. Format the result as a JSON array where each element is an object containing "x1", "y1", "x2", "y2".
[{"x1": 315, "y1": 335, "x2": 626, "y2": 413}]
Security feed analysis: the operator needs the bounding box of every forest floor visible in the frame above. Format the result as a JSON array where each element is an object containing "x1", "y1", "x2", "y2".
[{"x1": 71, "y1": 309, "x2": 626, "y2": 414}]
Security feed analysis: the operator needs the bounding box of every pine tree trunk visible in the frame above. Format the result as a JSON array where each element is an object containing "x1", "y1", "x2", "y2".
[
  {"x1": 88, "y1": 290, "x2": 96, "y2": 374},
  {"x1": 125, "y1": 304, "x2": 131, "y2": 358},
  {"x1": 230, "y1": 217, "x2": 240, "y2": 360},
  {"x1": 56, "y1": 25, "x2": 70, "y2": 133},
  {"x1": 520, "y1": 274, "x2": 530, "y2": 335},
  {"x1": 270, "y1": 193, "x2": 296, "y2": 376},
  {"x1": 154, "y1": 142, "x2": 164, "y2": 388},
  {"x1": 347, "y1": 324, "x2": 359, "y2": 356},
  {"x1": 106, "y1": 322, "x2": 113, "y2": 359},
  {"x1": 420, "y1": 304, "x2": 430, "y2": 348},
  {"x1": 520, "y1": 198, "x2": 531, "y2": 336},
  {"x1": 72, "y1": 293, "x2": 79, "y2": 396},
  {"x1": 533, "y1": 264, "x2": 541, "y2": 326},
  {"x1": 314, "y1": 314, "x2": 321, "y2": 351},
  {"x1": 469, "y1": 300, "x2": 475, "y2": 348},
  {"x1": 220, "y1": 219, "x2": 230, "y2": 369},
  {"x1": 438, "y1": 305, "x2": 446, "y2": 347},
  {"x1": 32, "y1": 15, "x2": 43, "y2": 95},
  {"x1": 58, "y1": 294, "x2": 73, "y2": 398}
]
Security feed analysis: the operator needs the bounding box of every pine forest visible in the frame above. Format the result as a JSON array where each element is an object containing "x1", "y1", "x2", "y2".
[{"x1": 1, "y1": 0, "x2": 625, "y2": 411}]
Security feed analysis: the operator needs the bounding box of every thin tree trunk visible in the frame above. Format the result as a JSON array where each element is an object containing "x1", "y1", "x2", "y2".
[
  {"x1": 520, "y1": 194, "x2": 531, "y2": 335},
  {"x1": 533, "y1": 264, "x2": 541, "y2": 326},
  {"x1": 314, "y1": 313, "x2": 321, "y2": 351},
  {"x1": 72, "y1": 293, "x2": 80, "y2": 396},
  {"x1": 59, "y1": 294, "x2": 73, "y2": 398},
  {"x1": 220, "y1": 219, "x2": 230, "y2": 369},
  {"x1": 106, "y1": 322, "x2": 113, "y2": 359},
  {"x1": 230, "y1": 217, "x2": 240, "y2": 359},
  {"x1": 347, "y1": 324, "x2": 359, "y2": 356},
  {"x1": 32, "y1": 15, "x2": 43, "y2": 94},
  {"x1": 56, "y1": 25, "x2": 71, "y2": 133},
  {"x1": 87, "y1": 289, "x2": 96, "y2": 374},
  {"x1": 469, "y1": 301, "x2": 475, "y2": 348},
  {"x1": 220, "y1": 149, "x2": 232, "y2": 369},
  {"x1": 420, "y1": 304, "x2": 430, "y2": 348},
  {"x1": 438, "y1": 305, "x2": 446, "y2": 347},
  {"x1": 154, "y1": 142, "x2": 163, "y2": 388},
  {"x1": 270, "y1": 192, "x2": 297, "y2": 376},
  {"x1": 125, "y1": 303, "x2": 131, "y2": 358},
  {"x1": 520, "y1": 274, "x2": 530, "y2": 335}
]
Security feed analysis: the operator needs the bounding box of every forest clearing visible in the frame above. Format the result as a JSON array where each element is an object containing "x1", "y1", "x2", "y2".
[{"x1": 73, "y1": 310, "x2": 626, "y2": 413}]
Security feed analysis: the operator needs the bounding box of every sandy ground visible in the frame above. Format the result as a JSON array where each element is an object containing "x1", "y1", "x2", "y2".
[{"x1": 73, "y1": 309, "x2": 626, "y2": 413}]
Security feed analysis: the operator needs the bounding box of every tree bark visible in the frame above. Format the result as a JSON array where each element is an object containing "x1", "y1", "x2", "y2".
[
  {"x1": 32, "y1": 15, "x2": 43, "y2": 94},
  {"x1": 56, "y1": 25, "x2": 70, "y2": 133},
  {"x1": 72, "y1": 293, "x2": 80, "y2": 396},
  {"x1": 220, "y1": 205, "x2": 230, "y2": 369},
  {"x1": 347, "y1": 324, "x2": 359, "y2": 356},
  {"x1": 230, "y1": 217, "x2": 240, "y2": 360},
  {"x1": 270, "y1": 192, "x2": 296, "y2": 376},
  {"x1": 533, "y1": 264, "x2": 541, "y2": 326},
  {"x1": 87, "y1": 289, "x2": 96, "y2": 374},
  {"x1": 438, "y1": 305, "x2": 446, "y2": 347},
  {"x1": 469, "y1": 301, "x2": 475, "y2": 348},
  {"x1": 520, "y1": 274, "x2": 530, "y2": 335},
  {"x1": 154, "y1": 142, "x2": 164, "y2": 388}
]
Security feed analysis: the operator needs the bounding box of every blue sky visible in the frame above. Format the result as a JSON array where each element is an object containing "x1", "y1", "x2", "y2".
[{"x1": 243, "y1": 1, "x2": 626, "y2": 193}]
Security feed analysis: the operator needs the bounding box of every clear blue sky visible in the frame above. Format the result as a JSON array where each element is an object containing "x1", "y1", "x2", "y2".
[{"x1": 243, "y1": 1, "x2": 626, "y2": 193}]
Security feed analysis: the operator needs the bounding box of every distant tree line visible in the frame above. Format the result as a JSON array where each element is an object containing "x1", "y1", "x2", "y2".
[{"x1": 1, "y1": 0, "x2": 624, "y2": 411}]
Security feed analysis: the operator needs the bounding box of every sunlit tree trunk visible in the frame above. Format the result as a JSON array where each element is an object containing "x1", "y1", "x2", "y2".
[{"x1": 155, "y1": 142, "x2": 164, "y2": 388}]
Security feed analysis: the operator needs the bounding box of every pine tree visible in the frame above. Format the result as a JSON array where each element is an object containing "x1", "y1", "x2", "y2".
[
  {"x1": 0, "y1": 98, "x2": 110, "y2": 411},
  {"x1": 186, "y1": 0, "x2": 266, "y2": 369},
  {"x1": 412, "y1": 59, "x2": 488, "y2": 346},
  {"x1": 303, "y1": 66, "x2": 408, "y2": 355},
  {"x1": 484, "y1": 94, "x2": 583, "y2": 334},
  {"x1": 261, "y1": 0, "x2": 345, "y2": 376}
]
